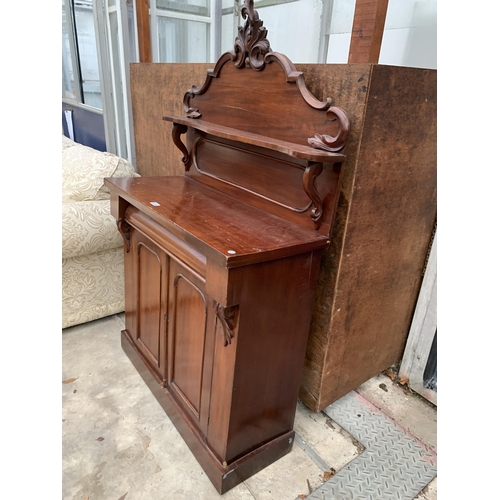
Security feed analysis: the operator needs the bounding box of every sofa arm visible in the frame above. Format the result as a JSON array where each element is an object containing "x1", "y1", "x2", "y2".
[
  {"x1": 62, "y1": 138, "x2": 139, "y2": 203},
  {"x1": 62, "y1": 200, "x2": 123, "y2": 259}
]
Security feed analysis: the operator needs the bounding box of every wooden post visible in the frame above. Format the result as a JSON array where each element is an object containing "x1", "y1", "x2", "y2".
[
  {"x1": 136, "y1": 0, "x2": 152, "y2": 63},
  {"x1": 348, "y1": 0, "x2": 389, "y2": 63}
]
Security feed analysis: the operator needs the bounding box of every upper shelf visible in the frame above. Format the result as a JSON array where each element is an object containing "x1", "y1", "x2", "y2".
[{"x1": 162, "y1": 115, "x2": 347, "y2": 163}]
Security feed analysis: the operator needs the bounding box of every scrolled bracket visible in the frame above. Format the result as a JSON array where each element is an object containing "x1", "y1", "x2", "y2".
[
  {"x1": 172, "y1": 123, "x2": 191, "y2": 171},
  {"x1": 214, "y1": 302, "x2": 239, "y2": 347},
  {"x1": 308, "y1": 106, "x2": 351, "y2": 152},
  {"x1": 185, "y1": 108, "x2": 201, "y2": 119},
  {"x1": 183, "y1": 88, "x2": 202, "y2": 118},
  {"x1": 117, "y1": 218, "x2": 131, "y2": 252},
  {"x1": 303, "y1": 162, "x2": 324, "y2": 230}
]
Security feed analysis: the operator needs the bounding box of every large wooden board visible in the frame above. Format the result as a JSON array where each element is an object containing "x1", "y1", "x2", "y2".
[
  {"x1": 131, "y1": 63, "x2": 212, "y2": 177},
  {"x1": 302, "y1": 65, "x2": 436, "y2": 410}
]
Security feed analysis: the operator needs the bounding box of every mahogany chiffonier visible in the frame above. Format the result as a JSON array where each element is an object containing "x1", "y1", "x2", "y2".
[{"x1": 105, "y1": 1, "x2": 350, "y2": 493}]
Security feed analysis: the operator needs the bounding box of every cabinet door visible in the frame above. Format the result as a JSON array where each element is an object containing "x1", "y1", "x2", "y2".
[
  {"x1": 130, "y1": 229, "x2": 169, "y2": 383},
  {"x1": 167, "y1": 260, "x2": 214, "y2": 434}
]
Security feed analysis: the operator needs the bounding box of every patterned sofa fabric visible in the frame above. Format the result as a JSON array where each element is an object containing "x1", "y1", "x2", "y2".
[
  {"x1": 62, "y1": 136, "x2": 138, "y2": 329},
  {"x1": 62, "y1": 200, "x2": 123, "y2": 259},
  {"x1": 62, "y1": 249, "x2": 126, "y2": 329},
  {"x1": 62, "y1": 137, "x2": 136, "y2": 202}
]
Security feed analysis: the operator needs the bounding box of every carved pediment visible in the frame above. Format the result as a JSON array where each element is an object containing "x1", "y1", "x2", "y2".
[{"x1": 233, "y1": 0, "x2": 271, "y2": 70}]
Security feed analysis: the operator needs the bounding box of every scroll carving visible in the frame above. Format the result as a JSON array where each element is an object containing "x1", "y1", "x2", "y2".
[
  {"x1": 117, "y1": 219, "x2": 131, "y2": 252},
  {"x1": 214, "y1": 302, "x2": 238, "y2": 347},
  {"x1": 172, "y1": 123, "x2": 191, "y2": 170},
  {"x1": 232, "y1": 0, "x2": 271, "y2": 71},
  {"x1": 308, "y1": 107, "x2": 351, "y2": 152},
  {"x1": 303, "y1": 162, "x2": 324, "y2": 229},
  {"x1": 185, "y1": 107, "x2": 201, "y2": 119}
]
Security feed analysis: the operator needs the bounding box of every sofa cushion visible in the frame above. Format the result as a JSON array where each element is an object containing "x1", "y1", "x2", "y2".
[
  {"x1": 62, "y1": 141, "x2": 136, "y2": 202},
  {"x1": 62, "y1": 135, "x2": 77, "y2": 150},
  {"x1": 62, "y1": 200, "x2": 123, "y2": 259}
]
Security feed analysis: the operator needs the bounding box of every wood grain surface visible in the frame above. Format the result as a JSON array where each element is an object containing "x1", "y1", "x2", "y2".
[{"x1": 105, "y1": 176, "x2": 329, "y2": 268}]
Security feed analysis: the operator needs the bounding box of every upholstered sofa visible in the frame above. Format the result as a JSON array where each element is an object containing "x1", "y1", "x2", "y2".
[{"x1": 62, "y1": 135, "x2": 139, "y2": 329}]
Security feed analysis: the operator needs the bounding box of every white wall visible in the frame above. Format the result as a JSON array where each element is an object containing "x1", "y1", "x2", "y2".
[
  {"x1": 259, "y1": 0, "x2": 323, "y2": 63},
  {"x1": 379, "y1": 0, "x2": 437, "y2": 69}
]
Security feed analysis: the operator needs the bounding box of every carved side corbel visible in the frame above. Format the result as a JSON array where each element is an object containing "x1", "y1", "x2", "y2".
[
  {"x1": 214, "y1": 302, "x2": 239, "y2": 347},
  {"x1": 172, "y1": 123, "x2": 191, "y2": 171},
  {"x1": 303, "y1": 162, "x2": 324, "y2": 230},
  {"x1": 308, "y1": 106, "x2": 351, "y2": 152},
  {"x1": 117, "y1": 219, "x2": 131, "y2": 252}
]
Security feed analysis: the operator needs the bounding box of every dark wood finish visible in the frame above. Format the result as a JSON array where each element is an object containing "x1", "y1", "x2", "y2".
[
  {"x1": 348, "y1": 0, "x2": 389, "y2": 63},
  {"x1": 106, "y1": 1, "x2": 350, "y2": 493},
  {"x1": 106, "y1": 185, "x2": 329, "y2": 492},
  {"x1": 135, "y1": 232, "x2": 168, "y2": 382},
  {"x1": 162, "y1": 116, "x2": 346, "y2": 163},
  {"x1": 135, "y1": 0, "x2": 151, "y2": 63},
  {"x1": 129, "y1": 61, "x2": 436, "y2": 413},
  {"x1": 178, "y1": 56, "x2": 350, "y2": 152}
]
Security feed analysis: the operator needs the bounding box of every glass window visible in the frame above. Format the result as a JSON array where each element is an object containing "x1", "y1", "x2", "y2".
[
  {"x1": 157, "y1": 0, "x2": 210, "y2": 16},
  {"x1": 62, "y1": 0, "x2": 78, "y2": 99},
  {"x1": 62, "y1": 0, "x2": 102, "y2": 108},
  {"x1": 221, "y1": 10, "x2": 235, "y2": 54},
  {"x1": 254, "y1": 0, "x2": 322, "y2": 63},
  {"x1": 73, "y1": 1, "x2": 103, "y2": 108},
  {"x1": 325, "y1": 0, "x2": 356, "y2": 63},
  {"x1": 158, "y1": 17, "x2": 210, "y2": 62},
  {"x1": 109, "y1": 9, "x2": 128, "y2": 158},
  {"x1": 154, "y1": 0, "x2": 212, "y2": 62},
  {"x1": 379, "y1": 0, "x2": 437, "y2": 69}
]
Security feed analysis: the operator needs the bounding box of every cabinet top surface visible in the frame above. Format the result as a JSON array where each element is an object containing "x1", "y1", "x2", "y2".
[{"x1": 105, "y1": 176, "x2": 329, "y2": 266}]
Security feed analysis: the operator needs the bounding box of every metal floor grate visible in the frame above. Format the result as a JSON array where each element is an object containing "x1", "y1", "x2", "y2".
[{"x1": 303, "y1": 392, "x2": 437, "y2": 500}]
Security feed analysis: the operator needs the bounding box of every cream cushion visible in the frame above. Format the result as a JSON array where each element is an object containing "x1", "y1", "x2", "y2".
[
  {"x1": 62, "y1": 135, "x2": 77, "y2": 150},
  {"x1": 62, "y1": 200, "x2": 123, "y2": 259}
]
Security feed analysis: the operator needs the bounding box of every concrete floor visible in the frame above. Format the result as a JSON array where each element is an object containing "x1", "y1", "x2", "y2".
[{"x1": 62, "y1": 314, "x2": 437, "y2": 500}]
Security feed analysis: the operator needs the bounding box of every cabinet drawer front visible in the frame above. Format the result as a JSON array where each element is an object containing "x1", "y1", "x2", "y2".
[{"x1": 126, "y1": 205, "x2": 207, "y2": 280}]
